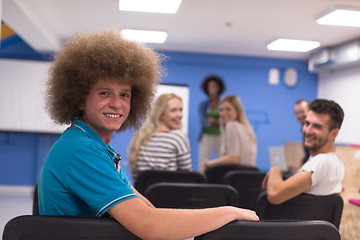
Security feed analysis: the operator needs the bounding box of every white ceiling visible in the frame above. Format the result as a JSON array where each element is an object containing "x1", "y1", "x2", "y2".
[{"x1": 3, "y1": 0, "x2": 360, "y2": 60}]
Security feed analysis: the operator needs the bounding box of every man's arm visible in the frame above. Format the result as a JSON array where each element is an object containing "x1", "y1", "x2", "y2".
[
  {"x1": 108, "y1": 197, "x2": 259, "y2": 240},
  {"x1": 262, "y1": 167, "x2": 312, "y2": 204},
  {"x1": 131, "y1": 185, "x2": 155, "y2": 208}
]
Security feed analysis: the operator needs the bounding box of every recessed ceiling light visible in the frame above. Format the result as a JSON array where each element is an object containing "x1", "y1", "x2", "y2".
[
  {"x1": 317, "y1": 7, "x2": 360, "y2": 27},
  {"x1": 267, "y1": 39, "x2": 320, "y2": 52},
  {"x1": 120, "y1": 29, "x2": 168, "y2": 43},
  {"x1": 119, "y1": 0, "x2": 182, "y2": 14}
]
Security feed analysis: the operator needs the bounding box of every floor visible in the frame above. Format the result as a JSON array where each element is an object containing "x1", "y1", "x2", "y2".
[{"x1": 335, "y1": 146, "x2": 360, "y2": 240}]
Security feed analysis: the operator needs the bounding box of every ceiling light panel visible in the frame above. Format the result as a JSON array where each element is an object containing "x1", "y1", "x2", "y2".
[
  {"x1": 119, "y1": 0, "x2": 182, "y2": 14},
  {"x1": 267, "y1": 39, "x2": 320, "y2": 52},
  {"x1": 317, "y1": 8, "x2": 360, "y2": 27}
]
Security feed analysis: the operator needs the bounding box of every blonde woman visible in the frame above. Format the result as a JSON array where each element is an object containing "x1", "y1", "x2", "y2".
[
  {"x1": 204, "y1": 95, "x2": 257, "y2": 170},
  {"x1": 129, "y1": 93, "x2": 192, "y2": 180}
]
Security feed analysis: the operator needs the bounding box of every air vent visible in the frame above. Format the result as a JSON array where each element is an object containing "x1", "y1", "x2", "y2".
[{"x1": 308, "y1": 39, "x2": 360, "y2": 72}]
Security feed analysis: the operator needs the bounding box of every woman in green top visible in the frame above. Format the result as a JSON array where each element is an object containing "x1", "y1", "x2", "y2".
[{"x1": 198, "y1": 75, "x2": 225, "y2": 170}]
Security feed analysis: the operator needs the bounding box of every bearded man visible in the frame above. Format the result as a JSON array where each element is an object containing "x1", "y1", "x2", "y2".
[{"x1": 262, "y1": 99, "x2": 345, "y2": 204}]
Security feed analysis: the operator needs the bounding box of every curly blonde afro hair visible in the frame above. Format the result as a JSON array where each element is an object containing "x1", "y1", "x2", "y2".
[{"x1": 46, "y1": 29, "x2": 163, "y2": 131}]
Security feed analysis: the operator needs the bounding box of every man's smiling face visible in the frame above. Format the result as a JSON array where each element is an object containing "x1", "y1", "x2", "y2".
[{"x1": 79, "y1": 78, "x2": 131, "y2": 144}]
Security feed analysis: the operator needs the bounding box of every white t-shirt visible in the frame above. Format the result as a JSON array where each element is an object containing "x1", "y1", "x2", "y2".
[{"x1": 300, "y1": 152, "x2": 344, "y2": 195}]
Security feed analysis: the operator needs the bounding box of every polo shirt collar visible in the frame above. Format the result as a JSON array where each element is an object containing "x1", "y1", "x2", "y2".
[{"x1": 71, "y1": 119, "x2": 110, "y2": 149}]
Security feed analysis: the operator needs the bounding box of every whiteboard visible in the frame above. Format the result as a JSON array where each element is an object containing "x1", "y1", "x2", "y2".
[{"x1": 0, "y1": 59, "x2": 189, "y2": 134}]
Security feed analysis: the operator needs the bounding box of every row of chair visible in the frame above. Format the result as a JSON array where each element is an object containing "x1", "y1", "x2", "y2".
[
  {"x1": 18, "y1": 166, "x2": 341, "y2": 239},
  {"x1": 135, "y1": 168, "x2": 343, "y2": 229},
  {"x1": 32, "y1": 168, "x2": 343, "y2": 229},
  {"x1": 2, "y1": 215, "x2": 341, "y2": 240},
  {"x1": 134, "y1": 164, "x2": 260, "y2": 195},
  {"x1": 134, "y1": 168, "x2": 282, "y2": 211},
  {"x1": 143, "y1": 181, "x2": 343, "y2": 229}
]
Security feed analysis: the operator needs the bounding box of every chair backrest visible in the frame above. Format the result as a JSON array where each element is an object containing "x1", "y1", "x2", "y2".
[
  {"x1": 2, "y1": 215, "x2": 141, "y2": 240},
  {"x1": 223, "y1": 170, "x2": 267, "y2": 210},
  {"x1": 134, "y1": 170, "x2": 207, "y2": 194},
  {"x1": 255, "y1": 191, "x2": 343, "y2": 229},
  {"x1": 194, "y1": 220, "x2": 341, "y2": 240},
  {"x1": 205, "y1": 164, "x2": 259, "y2": 184},
  {"x1": 33, "y1": 184, "x2": 39, "y2": 215},
  {"x1": 145, "y1": 182, "x2": 239, "y2": 208}
]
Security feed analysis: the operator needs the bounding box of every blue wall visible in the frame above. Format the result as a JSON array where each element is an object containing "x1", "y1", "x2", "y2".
[
  {"x1": 0, "y1": 132, "x2": 59, "y2": 185},
  {"x1": 0, "y1": 51, "x2": 318, "y2": 185}
]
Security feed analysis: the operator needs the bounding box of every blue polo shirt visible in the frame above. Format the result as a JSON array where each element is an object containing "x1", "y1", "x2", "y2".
[{"x1": 38, "y1": 119, "x2": 137, "y2": 217}]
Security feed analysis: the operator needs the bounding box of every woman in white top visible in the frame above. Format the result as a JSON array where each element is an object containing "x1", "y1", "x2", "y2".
[
  {"x1": 128, "y1": 93, "x2": 192, "y2": 181},
  {"x1": 203, "y1": 95, "x2": 257, "y2": 170}
]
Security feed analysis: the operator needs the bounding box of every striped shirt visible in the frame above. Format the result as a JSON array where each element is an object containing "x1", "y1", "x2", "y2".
[{"x1": 134, "y1": 130, "x2": 192, "y2": 180}]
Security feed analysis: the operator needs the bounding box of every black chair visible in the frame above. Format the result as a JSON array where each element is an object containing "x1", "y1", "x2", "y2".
[
  {"x1": 205, "y1": 164, "x2": 259, "y2": 184},
  {"x1": 255, "y1": 191, "x2": 343, "y2": 229},
  {"x1": 145, "y1": 182, "x2": 239, "y2": 208},
  {"x1": 2, "y1": 215, "x2": 141, "y2": 240},
  {"x1": 194, "y1": 220, "x2": 341, "y2": 240},
  {"x1": 223, "y1": 170, "x2": 267, "y2": 210},
  {"x1": 134, "y1": 170, "x2": 207, "y2": 194},
  {"x1": 32, "y1": 184, "x2": 39, "y2": 215}
]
